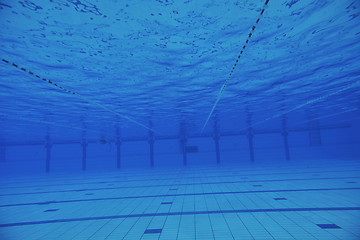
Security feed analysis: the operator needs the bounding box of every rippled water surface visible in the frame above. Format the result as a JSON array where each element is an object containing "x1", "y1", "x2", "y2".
[{"x1": 0, "y1": 0, "x2": 359, "y2": 142}]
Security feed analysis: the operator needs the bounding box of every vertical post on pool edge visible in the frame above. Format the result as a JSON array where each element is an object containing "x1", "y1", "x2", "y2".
[
  {"x1": 282, "y1": 117, "x2": 290, "y2": 161},
  {"x1": 213, "y1": 119, "x2": 220, "y2": 164},
  {"x1": 45, "y1": 135, "x2": 51, "y2": 173},
  {"x1": 116, "y1": 127, "x2": 121, "y2": 169},
  {"x1": 0, "y1": 145, "x2": 6, "y2": 162},
  {"x1": 116, "y1": 141, "x2": 121, "y2": 169},
  {"x1": 82, "y1": 140, "x2": 87, "y2": 171},
  {"x1": 149, "y1": 134, "x2": 154, "y2": 168},
  {"x1": 247, "y1": 127, "x2": 254, "y2": 162},
  {"x1": 180, "y1": 125, "x2": 187, "y2": 166},
  {"x1": 148, "y1": 121, "x2": 155, "y2": 168},
  {"x1": 181, "y1": 137, "x2": 187, "y2": 166}
]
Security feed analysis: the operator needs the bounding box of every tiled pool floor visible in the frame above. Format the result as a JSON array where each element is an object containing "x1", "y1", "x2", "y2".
[{"x1": 0, "y1": 161, "x2": 359, "y2": 239}]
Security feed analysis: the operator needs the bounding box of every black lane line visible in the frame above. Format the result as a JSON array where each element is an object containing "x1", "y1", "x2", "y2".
[
  {"x1": 1, "y1": 168, "x2": 359, "y2": 190},
  {"x1": 1, "y1": 176, "x2": 359, "y2": 197},
  {"x1": 1, "y1": 187, "x2": 359, "y2": 208},
  {"x1": 1, "y1": 206, "x2": 359, "y2": 228}
]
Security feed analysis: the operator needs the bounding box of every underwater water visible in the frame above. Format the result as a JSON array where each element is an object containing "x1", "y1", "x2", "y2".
[{"x1": 0, "y1": 0, "x2": 360, "y2": 239}]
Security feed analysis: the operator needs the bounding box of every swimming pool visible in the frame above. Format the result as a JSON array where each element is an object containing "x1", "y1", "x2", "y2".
[{"x1": 0, "y1": 0, "x2": 359, "y2": 239}]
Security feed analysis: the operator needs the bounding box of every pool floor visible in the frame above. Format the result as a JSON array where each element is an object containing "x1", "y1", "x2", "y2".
[{"x1": 0, "y1": 160, "x2": 359, "y2": 239}]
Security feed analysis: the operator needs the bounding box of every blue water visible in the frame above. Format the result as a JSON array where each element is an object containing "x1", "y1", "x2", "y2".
[{"x1": 0, "y1": 0, "x2": 360, "y2": 239}]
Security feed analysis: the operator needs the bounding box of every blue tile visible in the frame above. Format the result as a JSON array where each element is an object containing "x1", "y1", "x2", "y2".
[
  {"x1": 44, "y1": 209, "x2": 59, "y2": 212},
  {"x1": 346, "y1": 181, "x2": 356, "y2": 183},
  {"x1": 274, "y1": 198, "x2": 287, "y2": 200},
  {"x1": 2, "y1": 176, "x2": 359, "y2": 197},
  {"x1": 169, "y1": 188, "x2": 178, "y2": 190},
  {"x1": 316, "y1": 224, "x2": 341, "y2": 229},
  {"x1": 253, "y1": 185, "x2": 262, "y2": 187},
  {"x1": 1, "y1": 207, "x2": 359, "y2": 228},
  {"x1": 144, "y1": 228, "x2": 162, "y2": 234},
  {"x1": 85, "y1": 193, "x2": 94, "y2": 195},
  {"x1": 161, "y1": 202, "x2": 173, "y2": 205},
  {"x1": 3, "y1": 187, "x2": 360, "y2": 208}
]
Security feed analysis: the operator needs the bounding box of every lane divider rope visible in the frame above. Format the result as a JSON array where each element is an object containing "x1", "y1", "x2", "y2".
[
  {"x1": 1, "y1": 58, "x2": 158, "y2": 133},
  {"x1": 289, "y1": 107, "x2": 358, "y2": 128},
  {"x1": 244, "y1": 79, "x2": 360, "y2": 130},
  {"x1": 0, "y1": 112, "x2": 106, "y2": 136},
  {"x1": 201, "y1": 0, "x2": 270, "y2": 133}
]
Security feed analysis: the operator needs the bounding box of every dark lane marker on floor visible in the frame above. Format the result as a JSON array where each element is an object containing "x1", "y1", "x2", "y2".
[
  {"x1": 1, "y1": 176, "x2": 359, "y2": 197},
  {"x1": 144, "y1": 229, "x2": 162, "y2": 234},
  {"x1": 44, "y1": 209, "x2": 59, "y2": 212},
  {"x1": 1, "y1": 207, "x2": 359, "y2": 228},
  {"x1": 317, "y1": 223, "x2": 341, "y2": 229},
  {"x1": 1, "y1": 187, "x2": 359, "y2": 208},
  {"x1": 1, "y1": 168, "x2": 359, "y2": 189}
]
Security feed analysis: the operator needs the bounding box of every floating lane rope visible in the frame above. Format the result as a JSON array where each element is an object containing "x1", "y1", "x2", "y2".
[
  {"x1": 201, "y1": 0, "x2": 270, "y2": 133},
  {"x1": 0, "y1": 112, "x2": 106, "y2": 136},
  {"x1": 289, "y1": 107, "x2": 358, "y2": 128},
  {"x1": 244, "y1": 79, "x2": 360, "y2": 130},
  {"x1": 1, "y1": 58, "x2": 158, "y2": 133}
]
